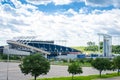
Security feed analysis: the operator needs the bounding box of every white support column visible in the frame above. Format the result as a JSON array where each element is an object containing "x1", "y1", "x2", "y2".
[
  {"x1": 98, "y1": 33, "x2": 112, "y2": 57},
  {"x1": 103, "y1": 35, "x2": 112, "y2": 57}
]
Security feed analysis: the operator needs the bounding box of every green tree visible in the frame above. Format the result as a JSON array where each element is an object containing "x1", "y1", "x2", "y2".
[
  {"x1": 68, "y1": 62, "x2": 83, "y2": 80},
  {"x1": 91, "y1": 58, "x2": 111, "y2": 77},
  {"x1": 113, "y1": 56, "x2": 120, "y2": 75},
  {"x1": 87, "y1": 41, "x2": 95, "y2": 46},
  {"x1": 19, "y1": 53, "x2": 50, "y2": 80},
  {"x1": 84, "y1": 46, "x2": 98, "y2": 52},
  {"x1": 112, "y1": 45, "x2": 120, "y2": 54},
  {"x1": 85, "y1": 41, "x2": 98, "y2": 52},
  {"x1": 78, "y1": 59, "x2": 85, "y2": 64},
  {"x1": 100, "y1": 42, "x2": 103, "y2": 51}
]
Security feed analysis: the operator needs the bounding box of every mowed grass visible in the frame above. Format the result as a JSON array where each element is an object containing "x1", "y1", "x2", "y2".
[
  {"x1": 36, "y1": 73, "x2": 120, "y2": 80},
  {"x1": 72, "y1": 46, "x2": 85, "y2": 52},
  {"x1": 72, "y1": 46, "x2": 98, "y2": 54},
  {"x1": 51, "y1": 61, "x2": 91, "y2": 67}
]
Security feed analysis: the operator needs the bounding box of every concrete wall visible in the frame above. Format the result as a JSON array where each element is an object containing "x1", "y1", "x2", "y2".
[{"x1": 3, "y1": 48, "x2": 30, "y2": 56}]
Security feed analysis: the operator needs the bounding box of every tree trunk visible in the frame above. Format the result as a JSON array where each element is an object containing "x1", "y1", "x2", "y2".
[
  {"x1": 118, "y1": 69, "x2": 119, "y2": 75},
  {"x1": 34, "y1": 75, "x2": 37, "y2": 80},
  {"x1": 99, "y1": 70, "x2": 102, "y2": 77},
  {"x1": 72, "y1": 74, "x2": 74, "y2": 80}
]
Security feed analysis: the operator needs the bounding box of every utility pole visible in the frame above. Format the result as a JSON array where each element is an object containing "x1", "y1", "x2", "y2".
[
  {"x1": 7, "y1": 46, "x2": 9, "y2": 80},
  {"x1": 98, "y1": 34, "x2": 101, "y2": 53}
]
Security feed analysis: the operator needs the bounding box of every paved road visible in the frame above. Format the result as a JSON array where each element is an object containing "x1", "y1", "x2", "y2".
[
  {"x1": 0, "y1": 62, "x2": 117, "y2": 80},
  {"x1": 97, "y1": 77, "x2": 120, "y2": 80},
  {"x1": 0, "y1": 62, "x2": 31, "y2": 80}
]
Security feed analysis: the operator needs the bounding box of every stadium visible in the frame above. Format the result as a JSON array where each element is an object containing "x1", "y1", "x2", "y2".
[
  {"x1": 3, "y1": 36, "x2": 81, "y2": 59},
  {"x1": 1, "y1": 34, "x2": 114, "y2": 59}
]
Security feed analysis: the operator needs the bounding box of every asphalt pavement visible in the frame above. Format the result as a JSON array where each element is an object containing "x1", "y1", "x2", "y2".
[{"x1": 0, "y1": 62, "x2": 118, "y2": 80}]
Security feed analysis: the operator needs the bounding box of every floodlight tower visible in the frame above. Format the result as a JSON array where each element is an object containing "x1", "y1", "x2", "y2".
[{"x1": 97, "y1": 33, "x2": 112, "y2": 57}]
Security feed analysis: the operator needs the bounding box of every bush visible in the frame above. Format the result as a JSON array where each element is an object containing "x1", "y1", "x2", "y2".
[{"x1": 68, "y1": 62, "x2": 83, "y2": 80}]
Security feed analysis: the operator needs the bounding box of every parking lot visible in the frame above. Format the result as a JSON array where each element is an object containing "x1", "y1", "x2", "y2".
[{"x1": 0, "y1": 62, "x2": 116, "y2": 80}]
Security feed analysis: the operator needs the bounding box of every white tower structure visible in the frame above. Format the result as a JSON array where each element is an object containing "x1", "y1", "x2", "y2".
[
  {"x1": 103, "y1": 35, "x2": 112, "y2": 57},
  {"x1": 98, "y1": 33, "x2": 112, "y2": 57}
]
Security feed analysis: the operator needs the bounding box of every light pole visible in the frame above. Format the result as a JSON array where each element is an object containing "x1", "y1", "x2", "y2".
[
  {"x1": 98, "y1": 34, "x2": 101, "y2": 53},
  {"x1": 7, "y1": 46, "x2": 9, "y2": 80}
]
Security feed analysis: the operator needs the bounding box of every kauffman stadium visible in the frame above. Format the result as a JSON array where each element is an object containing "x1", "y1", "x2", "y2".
[{"x1": 4, "y1": 36, "x2": 81, "y2": 58}]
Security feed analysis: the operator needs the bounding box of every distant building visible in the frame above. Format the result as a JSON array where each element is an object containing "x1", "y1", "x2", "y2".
[{"x1": 0, "y1": 46, "x2": 4, "y2": 53}]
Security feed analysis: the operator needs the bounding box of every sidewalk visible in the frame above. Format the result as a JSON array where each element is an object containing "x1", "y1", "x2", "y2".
[{"x1": 97, "y1": 76, "x2": 120, "y2": 80}]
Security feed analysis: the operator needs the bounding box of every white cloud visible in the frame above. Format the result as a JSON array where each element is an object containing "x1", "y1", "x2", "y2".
[
  {"x1": 26, "y1": 0, "x2": 73, "y2": 5},
  {"x1": 85, "y1": 0, "x2": 120, "y2": 8},
  {"x1": 0, "y1": 1, "x2": 120, "y2": 46},
  {"x1": 52, "y1": 0, "x2": 72, "y2": 5},
  {"x1": 26, "y1": 0, "x2": 52, "y2": 5},
  {"x1": 26, "y1": 0, "x2": 80, "y2": 5}
]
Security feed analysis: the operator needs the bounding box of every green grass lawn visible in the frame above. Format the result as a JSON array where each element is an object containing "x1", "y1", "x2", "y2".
[
  {"x1": 36, "y1": 73, "x2": 120, "y2": 80},
  {"x1": 72, "y1": 46, "x2": 99, "y2": 54},
  {"x1": 50, "y1": 61, "x2": 91, "y2": 67},
  {"x1": 72, "y1": 46, "x2": 85, "y2": 52},
  {"x1": 80, "y1": 62, "x2": 91, "y2": 67}
]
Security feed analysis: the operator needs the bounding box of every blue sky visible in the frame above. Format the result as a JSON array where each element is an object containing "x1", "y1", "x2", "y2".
[
  {"x1": 1, "y1": 0, "x2": 115, "y2": 13},
  {"x1": 0, "y1": 0, "x2": 120, "y2": 46}
]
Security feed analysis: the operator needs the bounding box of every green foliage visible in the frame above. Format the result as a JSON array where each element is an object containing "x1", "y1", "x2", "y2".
[
  {"x1": 73, "y1": 43, "x2": 120, "y2": 54},
  {"x1": 19, "y1": 53, "x2": 50, "y2": 80},
  {"x1": 1, "y1": 54, "x2": 7, "y2": 59},
  {"x1": 0, "y1": 55, "x2": 2, "y2": 60},
  {"x1": 113, "y1": 56, "x2": 120, "y2": 75},
  {"x1": 10, "y1": 55, "x2": 21, "y2": 60},
  {"x1": 68, "y1": 62, "x2": 83, "y2": 80},
  {"x1": 69, "y1": 59, "x2": 75, "y2": 63},
  {"x1": 84, "y1": 46, "x2": 98, "y2": 52},
  {"x1": 84, "y1": 41, "x2": 98, "y2": 52},
  {"x1": 61, "y1": 59, "x2": 68, "y2": 63},
  {"x1": 78, "y1": 59, "x2": 85, "y2": 64},
  {"x1": 91, "y1": 58, "x2": 111, "y2": 77},
  {"x1": 112, "y1": 45, "x2": 120, "y2": 54},
  {"x1": 87, "y1": 41, "x2": 95, "y2": 46},
  {"x1": 99, "y1": 42, "x2": 103, "y2": 50},
  {"x1": 85, "y1": 58, "x2": 93, "y2": 63},
  {"x1": 76, "y1": 58, "x2": 93, "y2": 64},
  {"x1": 0, "y1": 54, "x2": 21, "y2": 60},
  {"x1": 108, "y1": 60, "x2": 117, "y2": 71}
]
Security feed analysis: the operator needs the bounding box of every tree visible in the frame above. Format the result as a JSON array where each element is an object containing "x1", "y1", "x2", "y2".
[
  {"x1": 112, "y1": 45, "x2": 120, "y2": 54},
  {"x1": 84, "y1": 45, "x2": 98, "y2": 52},
  {"x1": 87, "y1": 41, "x2": 95, "y2": 46},
  {"x1": 85, "y1": 41, "x2": 98, "y2": 52},
  {"x1": 19, "y1": 53, "x2": 50, "y2": 80},
  {"x1": 113, "y1": 56, "x2": 120, "y2": 75},
  {"x1": 91, "y1": 58, "x2": 111, "y2": 77},
  {"x1": 68, "y1": 62, "x2": 83, "y2": 80},
  {"x1": 100, "y1": 42, "x2": 103, "y2": 51}
]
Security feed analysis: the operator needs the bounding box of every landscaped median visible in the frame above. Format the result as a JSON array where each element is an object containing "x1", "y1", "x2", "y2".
[{"x1": 35, "y1": 73, "x2": 120, "y2": 80}]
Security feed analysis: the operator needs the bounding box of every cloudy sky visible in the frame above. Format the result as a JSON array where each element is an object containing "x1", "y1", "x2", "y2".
[{"x1": 0, "y1": 0, "x2": 120, "y2": 46}]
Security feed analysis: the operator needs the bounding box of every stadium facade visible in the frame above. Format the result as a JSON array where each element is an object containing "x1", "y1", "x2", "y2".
[{"x1": 3, "y1": 37, "x2": 81, "y2": 58}]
